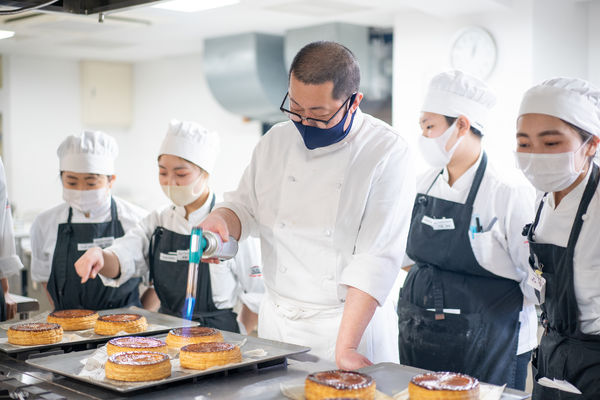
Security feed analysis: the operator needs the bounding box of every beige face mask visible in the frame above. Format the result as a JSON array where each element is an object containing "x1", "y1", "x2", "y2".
[{"x1": 161, "y1": 176, "x2": 205, "y2": 207}]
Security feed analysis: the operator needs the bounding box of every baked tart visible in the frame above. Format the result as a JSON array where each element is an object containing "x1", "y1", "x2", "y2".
[
  {"x1": 94, "y1": 313, "x2": 147, "y2": 336},
  {"x1": 179, "y1": 342, "x2": 241, "y2": 370},
  {"x1": 105, "y1": 351, "x2": 171, "y2": 382},
  {"x1": 47, "y1": 309, "x2": 99, "y2": 331},
  {"x1": 408, "y1": 372, "x2": 479, "y2": 400},
  {"x1": 165, "y1": 326, "x2": 223, "y2": 349},
  {"x1": 107, "y1": 336, "x2": 167, "y2": 356},
  {"x1": 305, "y1": 370, "x2": 375, "y2": 400},
  {"x1": 7, "y1": 323, "x2": 63, "y2": 346}
]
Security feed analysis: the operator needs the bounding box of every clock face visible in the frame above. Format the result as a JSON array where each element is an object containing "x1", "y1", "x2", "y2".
[{"x1": 450, "y1": 27, "x2": 497, "y2": 80}]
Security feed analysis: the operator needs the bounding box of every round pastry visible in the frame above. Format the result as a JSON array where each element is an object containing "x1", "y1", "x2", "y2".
[
  {"x1": 305, "y1": 370, "x2": 375, "y2": 400},
  {"x1": 408, "y1": 372, "x2": 480, "y2": 400},
  {"x1": 106, "y1": 336, "x2": 167, "y2": 356},
  {"x1": 105, "y1": 351, "x2": 171, "y2": 382},
  {"x1": 94, "y1": 314, "x2": 147, "y2": 336},
  {"x1": 47, "y1": 309, "x2": 99, "y2": 331},
  {"x1": 7, "y1": 323, "x2": 63, "y2": 346},
  {"x1": 165, "y1": 327, "x2": 223, "y2": 349},
  {"x1": 179, "y1": 342, "x2": 241, "y2": 370}
]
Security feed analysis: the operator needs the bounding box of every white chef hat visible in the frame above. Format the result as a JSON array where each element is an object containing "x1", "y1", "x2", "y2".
[
  {"x1": 421, "y1": 70, "x2": 497, "y2": 131},
  {"x1": 518, "y1": 77, "x2": 600, "y2": 137},
  {"x1": 158, "y1": 120, "x2": 220, "y2": 175},
  {"x1": 57, "y1": 131, "x2": 118, "y2": 175}
]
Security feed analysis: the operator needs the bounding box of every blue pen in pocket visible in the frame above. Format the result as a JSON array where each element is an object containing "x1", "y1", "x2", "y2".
[{"x1": 470, "y1": 213, "x2": 482, "y2": 238}]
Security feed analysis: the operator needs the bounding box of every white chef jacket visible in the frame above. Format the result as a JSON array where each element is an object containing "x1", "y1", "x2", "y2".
[
  {"x1": 404, "y1": 151, "x2": 538, "y2": 355},
  {"x1": 533, "y1": 163, "x2": 600, "y2": 335},
  {"x1": 0, "y1": 158, "x2": 23, "y2": 279},
  {"x1": 219, "y1": 109, "x2": 415, "y2": 362},
  {"x1": 102, "y1": 192, "x2": 264, "y2": 313},
  {"x1": 30, "y1": 194, "x2": 148, "y2": 283}
]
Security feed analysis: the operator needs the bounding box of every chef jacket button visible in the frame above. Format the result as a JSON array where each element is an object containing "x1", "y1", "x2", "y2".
[
  {"x1": 279, "y1": 222, "x2": 286, "y2": 228},
  {"x1": 582, "y1": 214, "x2": 588, "y2": 221},
  {"x1": 336, "y1": 183, "x2": 342, "y2": 189},
  {"x1": 279, "y1": 265, "x2": 287, "y2": 273},
  {"x1": 324, "y1": 229, "x2": 332, "y2": 237},
  {"x1": 288, "y1": 175, "x2": 296, "y2": 182}
]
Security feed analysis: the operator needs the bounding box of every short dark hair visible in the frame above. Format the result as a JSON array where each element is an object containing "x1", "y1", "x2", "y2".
[
  {"x1": 444, "y1": 116, "x2": 483, "y2": 137},
  {"x1": 289, "y1": 41, "x2": 360, "y2": 101}
]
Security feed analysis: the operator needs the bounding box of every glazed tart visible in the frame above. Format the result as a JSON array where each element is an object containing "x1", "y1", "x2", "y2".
[
  {"x1": 94, "y1": 314, "x2": 148, "y2": 336},
  {"x1": 7, "y1": 323, "x2": 63, "y2": 346},
  {"x1": 105, "y1": 351, "x2": 171, "y2": 382},
  {"x1": 165, "y1": 327, "x2": 223, "y2": 349},
  {"x1": 47, "y1": 309, "x2": 99, "y2": 331},
  {"x1": 179, "y1": 342, "x2": 241, "y2": 370},
  {"x1": 305, "y1": 370, "x2": 375, "y2": 400},
  {"x1": 408, "y1": 372, "x2": 480, "y2": 400},
  {"x1": 106, "y1": 336, "x2": 167, "y2": 356}
]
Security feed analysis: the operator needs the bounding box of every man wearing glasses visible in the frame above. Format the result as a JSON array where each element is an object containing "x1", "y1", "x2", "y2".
[{"x1": 200, "y1": 41, "x2": 415, "y2": 369}]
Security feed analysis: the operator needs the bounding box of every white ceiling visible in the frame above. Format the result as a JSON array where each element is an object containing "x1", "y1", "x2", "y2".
[{"x1": 0, "y1": 0, "x2": 512, "y2": 61}]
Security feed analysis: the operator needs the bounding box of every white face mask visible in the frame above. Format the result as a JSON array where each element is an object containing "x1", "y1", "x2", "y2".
[
  {"x1": 515, "y1": 139, "x2": 590, "y2": 192},
  {"x1": 418, "y1": 121, "x2": 463, "y2": 168},
  {"x1": 161, "y1": 176, "x2": 205, "y2": 207},
  {"x1": 63, "y1": 187, "x2": 109, "y2": 214}
]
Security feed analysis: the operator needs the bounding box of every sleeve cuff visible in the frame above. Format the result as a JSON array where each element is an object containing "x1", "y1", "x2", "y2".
[
  {"x1": 339, "y1": 254, "x2": 399, "y2": 306},
  {"x1": 0, "y1": 255, "x2": 23, "y2": 279},
  {"x1": 99, "y1": 248, "x2": 136, "y2": 288},
  {"x1": 239, "y1": 292, "x2": 262, "y2": 314}
]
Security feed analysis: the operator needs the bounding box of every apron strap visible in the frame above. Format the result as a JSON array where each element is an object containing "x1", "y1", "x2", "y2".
[
  {"x1": 109, "y1": 197, "x2": 119, "y2": 222},
  {"x1": 565, "y1": 163, "x2": 600, "y2": 255},
  {"x1": 432, "y1": 271, "x2": 445, "y2": 320},
  {"x1": 148, "y1": 227, "x2": 164, "y2": 284},
  {"x1": 65, "y1": 207, "x2": 74, "y2": 234},
  {"x1": 424, "y1": 170, "x2": 443, "y2": 196},
  {"x1": 465, "y1": 152, "x2": 488, "y2": 207},
  {"x1": 209, "y1": 194, "x2": 216, "y2": 211}
]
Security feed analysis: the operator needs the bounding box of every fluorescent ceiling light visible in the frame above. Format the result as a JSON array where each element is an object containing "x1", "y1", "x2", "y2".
[
  {"x1": 152, "y1": 0, "x2": 240, "y2": 12},
  {"x1": 0, "y1": 30, "x2": 15, "y2": 40}
]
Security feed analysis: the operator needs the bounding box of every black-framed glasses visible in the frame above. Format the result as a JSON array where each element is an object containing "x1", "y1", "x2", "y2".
[{"x1": 279, "y1": 92, "x2": 356, "y2": 129}]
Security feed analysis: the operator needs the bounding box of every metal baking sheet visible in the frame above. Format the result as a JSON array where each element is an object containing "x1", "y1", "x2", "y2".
[
  {"x1": 359, "y1": 362, "x2": 531, "y2": 399},
  {"x1": 26, "y1": 330, "x2": 311, "y2": 393},
  {"x1": 0, "y1": 307, "x2": 198, "y2": 355}
]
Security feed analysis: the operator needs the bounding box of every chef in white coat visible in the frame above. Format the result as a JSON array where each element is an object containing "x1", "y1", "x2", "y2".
[
  {"x1": 199, "y1": 41, "x2": 415, "y2": 369},
  {"x1": 0, "y1": 157, "x2": 23, "y2": 320},
  {"x1": 75, "y1": 120, "x2": 264, "y2": 333},
  {"x1": 398, "y1": 71, "x2": 538, "y2": 389},
  {"x1": 516, "y1": 77, "x2": 600, "y2": 399},
  {"x1": 30, "y1": 131, "x2": 147, "y2": 310}
]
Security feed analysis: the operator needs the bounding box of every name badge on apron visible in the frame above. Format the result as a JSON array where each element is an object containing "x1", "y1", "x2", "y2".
[
  {"x1": 77, "y1": 236, "x2": 115, "y2": 251},
  {"x1": 421, "y1": 216, "x2": 455, "y2": 230},
  {"x1": 159, "y1": 252, "x2": 178, "y2": 263},
  {"x1": 176, "y1": 250, "x2": 189, "y2": 261}
]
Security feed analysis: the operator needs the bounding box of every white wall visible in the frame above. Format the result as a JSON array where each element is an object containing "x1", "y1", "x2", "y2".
[
  {"x1": 532, "y1": 0, "x2": 589, "y2": 83},
  {"x1": 1, "y1": 53, "x2": 261, "y2": 220},
  {"x1": 588, "y1": 1, "x2": 600, "y2": 87},
  {"x1": 392, "y1": 0, "x2": 534, "y2": 181}
]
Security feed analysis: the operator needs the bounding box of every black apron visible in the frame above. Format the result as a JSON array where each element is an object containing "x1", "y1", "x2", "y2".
[
  {"x1": 148, "y1": 196, "x2": 239, "y2": 333},
  {"x1": 398, "y1": 153, "x2": 523, "y2": 387},
  {"x1": 526, "y1": 163, "x2": 600, "y2": 399},
  {"x1": 47, "y1": 198, "x2": 142, "y2": 310},
  {"x1": 0, "y1": 287, "x2": 6, "y2": 321}
]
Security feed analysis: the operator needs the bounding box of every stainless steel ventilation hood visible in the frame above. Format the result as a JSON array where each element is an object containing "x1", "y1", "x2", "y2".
[
  {"x1": 203, "y1": 23, "x2": 393, "y2": 124},
  {"x1": 0, "y1": 0, "x2": 161, "y2": 15}
]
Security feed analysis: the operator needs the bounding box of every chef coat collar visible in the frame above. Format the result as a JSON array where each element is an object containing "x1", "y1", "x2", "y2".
[
  {"x1": 547, "y1": 162, "x2": 594, "y2": 211},
  {"x1": 441, "y1": 149, "x2": 484, "y2": 191},
  {"x1": 173, "y1": 190, "x2": 214, "y2": 221}
]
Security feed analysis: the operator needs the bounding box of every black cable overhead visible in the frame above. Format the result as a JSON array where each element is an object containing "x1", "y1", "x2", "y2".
[{"x1": 0, "y1": 0, "x2": 59, "y2": 15}]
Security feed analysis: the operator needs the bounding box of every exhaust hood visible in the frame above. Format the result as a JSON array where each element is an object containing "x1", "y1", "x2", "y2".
[{"x1": 0, "y1": 0, "x2": 161, "y2": 15}]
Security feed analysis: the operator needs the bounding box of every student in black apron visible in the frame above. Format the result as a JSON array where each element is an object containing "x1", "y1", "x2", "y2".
[
  {"x1": 74, "y1": 120, "x2": 264, "y2": 333},
  {"x1": 398, "y1": 71, "x2": 537, "y2": 389},
  {"x1": 515, "y1": 77, "x2": 600, "y2": 399},
  {"x1": 0, "y1": 157, "x2": 23, "y2": 321},
  {"x1": 30, "y1": 131, "x2": 147, "y2": 311}
]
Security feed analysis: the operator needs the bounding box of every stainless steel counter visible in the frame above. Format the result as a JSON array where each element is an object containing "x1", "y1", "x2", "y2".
[{"x1": 0, "y1": 351, "x2": 531, "y2": 399}]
